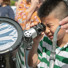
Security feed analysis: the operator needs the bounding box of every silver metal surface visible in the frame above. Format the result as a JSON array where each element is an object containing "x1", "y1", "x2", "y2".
[{"x1": 24, "y1": 28, "x2": 37, "y2": 39}]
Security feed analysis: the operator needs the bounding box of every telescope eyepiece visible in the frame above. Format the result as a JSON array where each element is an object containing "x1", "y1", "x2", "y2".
[{"x1": 33, "y1": 23, "x2": 46, "y2": 35}]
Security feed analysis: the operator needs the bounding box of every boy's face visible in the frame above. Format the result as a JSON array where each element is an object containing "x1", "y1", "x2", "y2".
[{"x1": 42, "y1": 14, "x2": 65, "y2": 40}]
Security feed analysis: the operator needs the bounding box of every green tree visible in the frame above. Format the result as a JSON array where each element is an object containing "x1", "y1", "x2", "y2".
[{"x1": 11, "y1": 0, "x2": 15, "y2": 6}]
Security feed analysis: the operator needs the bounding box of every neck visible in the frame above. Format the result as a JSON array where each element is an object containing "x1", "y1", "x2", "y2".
[
  {"x1": 2, "y1": 4, "x2": 7, "y2": 7},
  {"x1": 57, "y1": 33, "x2": 68, "y2": 47}
]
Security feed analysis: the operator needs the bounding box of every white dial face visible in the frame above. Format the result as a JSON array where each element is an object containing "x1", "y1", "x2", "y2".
[{"x1": 0, "y1": 23, "x2": 18, "y2": 51}]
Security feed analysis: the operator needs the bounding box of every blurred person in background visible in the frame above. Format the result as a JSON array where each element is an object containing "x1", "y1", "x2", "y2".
[
  {"x1": 0, "y1": 0, "x2": 15, "y2": 19},
  {"x1": 15, "y1": 0, "x2": 45, "y2": 30},
  {"x1": 0, "y1": 0, "x2": 3, "y2": 6}
]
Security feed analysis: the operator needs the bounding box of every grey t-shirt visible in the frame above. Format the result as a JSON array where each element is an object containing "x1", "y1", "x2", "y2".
[{"x1": 0, "y1": 5, "x2": 15, "y2": 19}]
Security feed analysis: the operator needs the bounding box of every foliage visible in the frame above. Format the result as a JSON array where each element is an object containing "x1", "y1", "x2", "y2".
[{"x1": 11, "y1": 0, "x2": 15, "y2": 6}]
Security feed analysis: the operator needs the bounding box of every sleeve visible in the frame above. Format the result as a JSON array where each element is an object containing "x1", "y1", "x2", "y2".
[
  {"x1": 16, "y1": 46, "x2": 26, "y2": 68},
  {"x1": 37, "y1": 40, "x2": 43, "y2": 61},
  {"x1": 8, "y1": 6, "x2": 15, "y2": 19}
]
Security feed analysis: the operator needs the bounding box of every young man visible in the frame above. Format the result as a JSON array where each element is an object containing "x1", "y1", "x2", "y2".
[{"x1": 28, "y1": 0, "x2": 68, "y2": 68}]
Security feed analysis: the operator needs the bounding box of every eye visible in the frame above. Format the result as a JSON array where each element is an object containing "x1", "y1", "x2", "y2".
[{"x1": 47, "y1": 24, "x2": 51, "y2": 28}]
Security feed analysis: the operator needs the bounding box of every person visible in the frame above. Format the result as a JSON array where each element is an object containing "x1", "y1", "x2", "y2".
[
  {"x1": 0, "y1": 0, "x2": 3, "y2": 6},
  {"x1": 59, "y1": 0, "x2": 68, "y2": 33},
  {"x1": 15, "y1": 0, "x2": 45, "y2": 30},
  {"x1": 15, "y1": 0, "x2": 45, "y2": 68},
  {"x1": 28, "y1": 0, "x2": 68, "y2": 68},
  {"x1": 59, "y1": 17, "x2": 68, "y2": 33},
  {"x1": 0, "y1": 0, "x2": 15, "y2": 19}
]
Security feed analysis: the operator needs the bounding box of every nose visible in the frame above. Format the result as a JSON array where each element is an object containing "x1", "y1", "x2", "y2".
[{"x1": 45, "y1": 27, "x2": 50, "y2": 34}]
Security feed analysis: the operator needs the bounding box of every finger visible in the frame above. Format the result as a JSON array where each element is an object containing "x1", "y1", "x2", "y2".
[
  {"x1": 59, "y1": 17, "x2": 68, "y2": 25},
  {"x1": 41, "y1": 32, "x2": 44, "y2": 35},
  {"x1": 30, "y1": 23, "x2": 35, "y2": 27},
  {"x1": 37, "y1": 33, "x2": 44, "y2": 40},
  {"x1": 66, "y1": 29, "x2": 68, "y2": 33},
  {"x1": 61, "y1": 23, "x2": 68, "y2": 29},
  {"x1": 30, "y1": 23, "x2": 38, "y2": 27}
]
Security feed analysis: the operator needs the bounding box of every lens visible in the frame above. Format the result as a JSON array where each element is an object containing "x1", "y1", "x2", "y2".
[
  {"x1": 0, "y1": 22, "x2": 18, "y2": 51},
  {"x1": 0, "y1": 17, "x2": 23, "y2": 54}
]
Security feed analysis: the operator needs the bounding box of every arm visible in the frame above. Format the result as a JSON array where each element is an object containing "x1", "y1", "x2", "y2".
[
  {"x1": 28, "y1": 42, "x2": 40, "y2": 67},
  {"x1": 59, "y1": 17, "x2": 68, "y2": 32},
  {"x1": 28, "y1": 32, "x2": 44, "y2": 67},
  {"x1": 26, "y1": 0, "x2": 39, "y2": 21},
  {"x1": 26, "y1": 0, "x2": 39, "y2": 13},
  {"x1": 15, "y1": 0, "x2": 40, "y2": 30}
]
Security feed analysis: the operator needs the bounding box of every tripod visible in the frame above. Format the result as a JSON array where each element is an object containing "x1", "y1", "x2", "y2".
[
  {"x1": 0, "y1": 55, "x2": 6, "y2": 68},
  {"x1": 0, "y1": 53, "x2": 16, "y2": 68}
]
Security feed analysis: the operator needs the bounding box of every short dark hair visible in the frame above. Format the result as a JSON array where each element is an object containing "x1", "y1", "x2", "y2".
[
  {"x1": 38, "y1": 0, "x2": 68, "y2": 20},
  {"x1": 2, "y1": 0, "x2": 10, "y2": 5}
]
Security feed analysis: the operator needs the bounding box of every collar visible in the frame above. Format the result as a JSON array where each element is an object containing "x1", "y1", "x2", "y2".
[
  {"x1": 56, "y1": 43, "x2": 68, "y2": 54},
  {"x1": 64, "y1": 43, "x2": 68, "y2": 48}
]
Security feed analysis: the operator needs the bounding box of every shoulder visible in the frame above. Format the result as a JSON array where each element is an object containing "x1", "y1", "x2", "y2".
[
  {"x1": 6, "y1": 5, "x2": 13, "y2": 10},
  {"x1": 0, "y1": 6, "x2": 3, "y2": 9},
  {"x1": 43, "y1": 35, "x2": 52, "y2": 45}
]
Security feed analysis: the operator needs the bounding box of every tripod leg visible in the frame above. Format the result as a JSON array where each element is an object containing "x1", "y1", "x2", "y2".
[
  {"x1": 0, "y1": 55, "x2": 6, "y2": 68},
  {"x1": 9, "y1": 53, "x2": 16, "y2": 68}
]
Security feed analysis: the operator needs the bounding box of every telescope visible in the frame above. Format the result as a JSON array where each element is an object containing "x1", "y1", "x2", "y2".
[
  {"x1": 0, "y1": 17, "x2": 23, "y2": 68},
  {"x1": 0, "y1": 17, "x2": 46, "y2": 68}
]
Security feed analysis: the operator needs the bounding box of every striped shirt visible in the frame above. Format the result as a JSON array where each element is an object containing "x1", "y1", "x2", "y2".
[
  {"x1": 16, "y1": 45, "x2": 26, "y2": 68},
  {"x1": 37, "y1": 35, "x2": 68, "y2": 68}
]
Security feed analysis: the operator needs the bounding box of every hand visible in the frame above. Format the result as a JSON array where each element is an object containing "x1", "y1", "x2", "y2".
[
  {"x1": 33, "y1": 32, "x2": 44, "y2": 44},
  {"x1": 31, "y1": 0, "x2": 39, "y2": 6},
  {"x1": 59, "y1": 17, "x2": 68, "y2": 33},
  {"x1": 31, "y1": 23, "x2": 44, "y2": 44}
]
